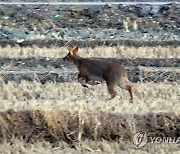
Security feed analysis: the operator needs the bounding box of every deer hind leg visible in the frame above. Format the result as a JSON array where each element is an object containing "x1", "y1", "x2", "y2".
[
  {"x1": 106, "y1": 81, "x2": 117, "y2": 100},
  {"x1": 118, "y1": 77, "x2": 134, "y2": 103}
]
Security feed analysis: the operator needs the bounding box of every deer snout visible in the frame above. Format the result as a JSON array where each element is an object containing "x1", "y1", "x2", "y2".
[{"x1": 63, "y1": 57, "x2": 67, "y2": 62}]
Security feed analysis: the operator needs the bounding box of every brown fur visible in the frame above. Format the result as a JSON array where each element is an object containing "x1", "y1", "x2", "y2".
[{"x1": 63, "y1": 46, "x2": 134, "y2": 103}]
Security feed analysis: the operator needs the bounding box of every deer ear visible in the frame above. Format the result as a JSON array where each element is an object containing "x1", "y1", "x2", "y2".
[
  {"x1": 69, "y1": 47, "x2": 73, "y2": 55},
  {"x1": 69, "y1": 50, "x2": 73, "y2": 55},
  {"x1": 69, "y1": 47, "x2": 73, "y2": 51},
  {"x1": 73, "y1": 46, "x2": 79, "y2": 54}
]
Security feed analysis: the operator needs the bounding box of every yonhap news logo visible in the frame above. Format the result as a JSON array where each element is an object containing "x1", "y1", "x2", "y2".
[
  {"x1": 133, "y1": 132, "x2": 180, "y2": 148},
  {"x1": 133, "y1": 132, "x2": 148, "y2": 148}
]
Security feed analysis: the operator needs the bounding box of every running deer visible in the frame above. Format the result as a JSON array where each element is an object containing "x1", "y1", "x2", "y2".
[{"x1": 63, "y1": 46, "x2": 134, "y2": 103}]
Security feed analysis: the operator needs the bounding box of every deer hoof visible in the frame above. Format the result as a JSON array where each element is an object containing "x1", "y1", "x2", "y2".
[{"x1": 82, "y1": 84, "x2": 88, "y2": 88}]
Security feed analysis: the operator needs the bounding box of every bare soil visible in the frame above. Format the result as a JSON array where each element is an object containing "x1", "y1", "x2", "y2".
[
  {"x1": 0, "y1": 39, "x2": 180, "y2": 48},
  {"x1": 0, "y1": 3, "x2": 179, "y2": 43},
  {"x1": 0, "y1": 58, "x2": 179, "y2": 83}
]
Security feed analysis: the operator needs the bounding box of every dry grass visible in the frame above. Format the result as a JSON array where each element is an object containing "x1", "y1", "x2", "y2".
[
  {"x1": 0, "y1": 76, "x2": 179, "y2": 153},
  {"x1": 0, "y1": 139, "x2": 179, "y2": 154},
  {"x1": 0, "y1": 45, "x2": 179, "y2": 58},
  {"x1": 0, "y1": 79, "x2": 179, "y2": 114},
  {"x1": 0, "y1": 44, "x2": 179, "y2": 153}
]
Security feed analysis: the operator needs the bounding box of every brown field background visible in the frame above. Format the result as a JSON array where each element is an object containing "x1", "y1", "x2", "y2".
[{"x1": 0, "y1": 45, "x2": 179, "y2": 153}]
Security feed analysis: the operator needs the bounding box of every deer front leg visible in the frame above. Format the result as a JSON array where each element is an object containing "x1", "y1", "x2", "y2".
[
  {"x1": 78, "y1": 74, "x2": 88, "y2": 88},
  {"x1": 86, "y1": 80, "x2": 100, "y2": 86}
]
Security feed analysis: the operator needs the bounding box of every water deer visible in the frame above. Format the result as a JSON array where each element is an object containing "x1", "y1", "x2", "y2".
[{"x1": 63, "y1": 46, "x2": 134, "y2": 103}]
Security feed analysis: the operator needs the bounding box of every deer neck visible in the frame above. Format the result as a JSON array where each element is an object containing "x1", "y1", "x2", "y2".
[{"x1": 72, "y1": 55, "x2": 83, "y2": 67}]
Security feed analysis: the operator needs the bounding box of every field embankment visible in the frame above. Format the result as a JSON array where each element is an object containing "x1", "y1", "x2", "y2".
[
  {"x1": 0, "y1": 39, "x2": 180, "y2": 48},
  {"x1": 0, "y1": 58, "x2": 179, "y2": 83},
  {"x1": 0, "y1": 109, "x2": 179, "y2": 146}
]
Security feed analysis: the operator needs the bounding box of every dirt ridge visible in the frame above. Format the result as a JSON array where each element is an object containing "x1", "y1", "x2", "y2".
[
  {"x1": 0, "y1": 58, "x2": 179, "y2": 83},
  {"x1": 0, "y1": 109, "x2": 179, "y2": 146},
  {"x1": 1, "y1": 67, "x2": 179, "y2": 83},
  {"x1": 0, "y1": 40, "x2": 179, "y2": 48},
  {"x1": 0, "y1": 57, "x2": 179, "y2": 67}
]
